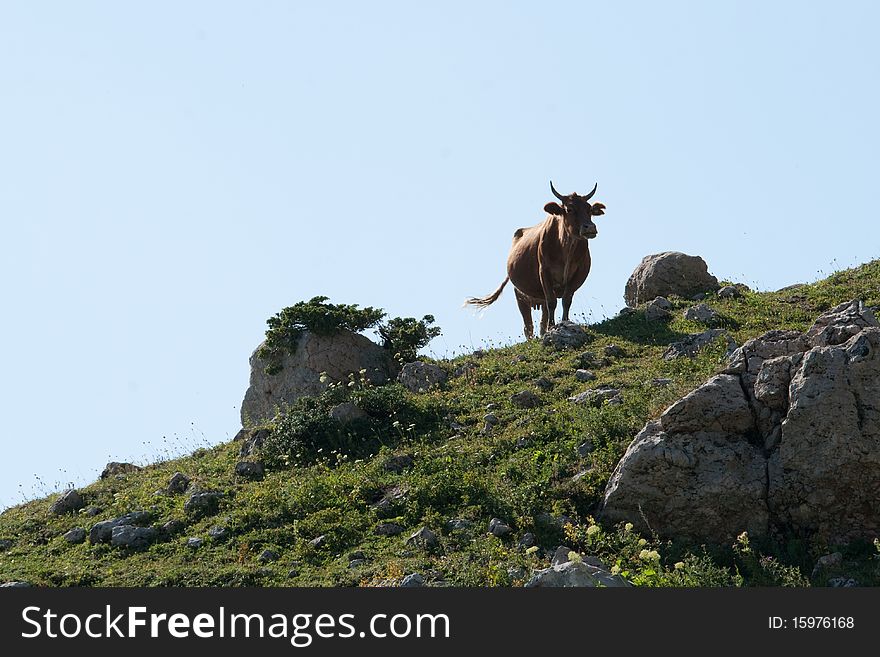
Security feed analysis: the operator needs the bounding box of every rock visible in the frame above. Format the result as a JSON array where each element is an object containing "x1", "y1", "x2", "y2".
[
  {"x1": 604, "y1": 344, "x2": 625, "y2": 358},
  {"x1": 329, "y1": 401, "x2": 369, "y2": 424},
  {"x1": 525, "y1": 561, "x2": 630, "y2": 588},
  {"x1": 348, "y1": 558, "x2": 366, "y2": 568},
  {"x1": 510, "y1": 390, "x2": 541, "y2": 409},
  {"x1": 577, "y1": 440, "x2": 595, "y2": 456},
  {"x1": 683, "y1": 303, "x2": 721, "y2": 324},
  {"x1": 186, "y1": 537, "x2": 203, "y2": 549},
  {"x1": 308, "y1": 535, "x2": 326, "y2": 548},
  {"x1": 89, "y1": 512, "x2": 152, "y2": 544},
  {"x1": 489, "y1": 518, "x2": 512, "y2": 537},
  {"x1": 0, "y1": 539, "x2": 12, "y2": 551},
  {"x1": 406, "y1": 526, "x2": 440, "y2": 550},
  {"x1": 383, "y1": 454, "x2": 415, "y2": 474},
  {"x1": 62, "y1": 528, "x2": 86, "y2": 544},
  {"x1": 399, "y1": 573, "x2": 425, "y2": 588},
  {"x1": 184, "y1": 491, "x2": 223, "y2": 517},
  {"x1": 398, "y1": 361, "x2": 447, "y2": 393},
  {"x1": 828, "y1": 577, "x2": 859, "y2": 587},
  {"x1": 209, "y1": 526, "x2": 230, "y2": 541},
  {"x1": 651, "y1": 377, "x2": 673, "y2": 387},
  {"x1": 645, "y1": 297, "x2": 673, "y2": 321},
  {"x1": 234, "y1": 461, "x2": 265, "y2": 479},
  {"x1": 568, "y1": 387, "x2": 622, "y2": 407},
  {"x1": 518, "y1": 533, "x2": 536, "y2": 548},
  {"x1": 239, "y1": 427, "x2": 271, "y2": 458},
  {"x1": 100, "y1": 462, "x2": 141, "y2": 479},
  {"x1": 84, "y1": 506, "x2": 102, "y2": 517},
  {"x1": 601, "y1": 300, "x2": 880, "y2": 545},
  {"x1": 447, "y1": 519, "x2": 473, "y2": 532},
  {"x1": 167, "y1": 472, "x2": 190, "y2": 495},
  {"x1": 542, "y1": 321, "x2": 593, "y2": 349},
  {"x1": 618, "y1": 307, "x2": 637, "y2": 317},
  {"x1": 552, "y1": 546, "x2": 574, "y2": 566},
  {"x1": 49, "y1": 489, "x2": 84, "y2": 516},
  {"x1": 625, "y1": 252, "x2": 719, "y2": 307},
  {"x1": 574, "y1": 351, "x2": 609, "y2": 369},
  {"x1": 259, "y1": 549, "x2": 279, "y2": 563},
  {"x1": 483, "y1": 413, "x2": 499, "y2": 427},
  {"x1": 718, "y1": 285, "x2": 742, "y2": 299},
  {"x1": 162, "y1": 520, "x2": 185, "y2": 535},
  {"x1": 811, "y1": 552, "x2": 843, "y2": 578},
  {"x1": 534, "y1": 376, "x2": 554, "y2": 391},
  {"x1": 374, "y1": 522, "x2": 405, "y2": 537},
  {"x1": 1, "y1": 581, "x2": 32, "y2": 588},
  {"x1": 575, "y1": 369, "x2": 596, "y2": 382},
  {"x1": 571, "y1": 470, "x2": 591, "y2": 483},
  {"x1": 110, "y1": 525, "x2": 157, "y2": 550},
  {"x1": 664, "y1": 329, "x2": 737, "y2": 360},
  {"x1": 241, "y1": 330, "x2": 397, "y2": 426},
  {"x1": 515, "y1": 435, "x2": 531, "y2": 449}
]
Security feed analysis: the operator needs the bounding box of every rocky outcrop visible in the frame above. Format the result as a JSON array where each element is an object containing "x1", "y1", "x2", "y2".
[
  {"x1": 241, "y1": 330, "x2": 397, "y2": 426},
  {"x1": 398, "y1": 361, "x2": 447, "y2": 393},
  {"x1": 600, "y1": 300, "x2": 880, "y2": 545},
  {"x1": 625, "y1": 252, "x2": 719, "y2": 307}
]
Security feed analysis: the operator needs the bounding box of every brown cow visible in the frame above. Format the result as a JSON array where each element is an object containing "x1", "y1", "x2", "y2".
[{"x1": 465, "y1": 181, "x2": 606, "y2": 339}]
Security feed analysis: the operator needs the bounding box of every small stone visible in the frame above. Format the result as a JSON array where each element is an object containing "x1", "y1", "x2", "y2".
[
  {"x1": 239, "y1": 428, "x2": 270, "y2": 458},
  {"x1": 446, "y1": 519, "x2": 473, "y2": 531},
  {"x1": 485, "y1": 403, "x2": 498, "y2": 410},
  {"x1": 62, "y1": 528, "x2": 86, "y2": 544},
  {"x1": 717, "y1": 285, "x2": 742, "y2": 299},
  {"x1": 683, "y1": 303, "x2": 721, "y2": 324},
  {"x1": 525, "y1": 561, "x2": 631, "y2": 588},
  {"x1": 84, "y1": 506, "x2": 102, "y2": 517},
  {"x1": 406, "y1": 526, "x2": 440, "y2": 549},
  {"x1": 828, "y1": 577, "x2": 859, "y2": 587},
  {"x1": 162, "y1": 520, "x2": 185, "y2": 535},
  {"x1": 383, "y1": 454, "x2": 415, "y2": 474},
  {"x1": 89, "y1": 511, "x2": 152, "y2": 544},
  {"x1": 184, "y1": 491, "x2": 223, "y2": 517},
  {"x1": 568, "y1": 387, "x2": 622, "y2": 407},
  {"x1": 110, "y1": 525, "x2": 157, "y2": 549},
  {"x1": 235, "y1": 461, "x2": 265, "y2": 479},
  {"x1": 618, "y1": 307, "x2": 637, "y2": 317},
  {"x1": 812, "y1": 552, "x2": 843, "y2": 578},
  {"x1": 1, "y1": 581, "x2": 32, "y2": 588},
  {"x1": 515, "y1": 436, "x2": 531, "y2": 450},
  {"x1": 49, "y1": 489, "x2": 85, "y2": 516},
  {"x1": 287, "y1": 569, "x2": 300, "y2": 578},
  {"x1": 101, "y1": 462, "x2": 141, "y2": 479},
  {"x1": 259, "y1": 549, "x2": 279, "y2": 563},
  {"x1": 542, "y1": 321, "x2": 593, "y2": 349},
  {"x1": 552, "y1": 546, "x2": 574, "y2": 566},
  {"x1": 645, "y1": 297, "x2": 673, "y2": 322},
  {"x1": 651, "y1": 377, "x2": 673, "y2": 387},
  {"x1": 348, "y1": 559, "x2": 366, "y2": 569},
  {"x1": 308, "y1": 535, "x2": 326, "y2": 548},
  {"x1": 511, "y1": 354, "x2": 527, "y2": 363},
  {"x1": 374, "y1": 522, "x2": 405, "y2": 537},
  {"x1": 400, "y1": 573, "x2": 425, "y2": 587},
  {"x1": 348, "y1": 550, "x2": 366, "y2": 561},
  {"x1": 186, "y1": 537, "x2": 203, "y2": 549},
  {"x1": 208, "y1": 526, "x2": 229, "y2": 541},
  {"x1": 577, "y1": 440, "x2": 595, "y2": 456},
  {"x1": 398, "y1": 361, "x2": 447, "y2": 393},
  {"x1": 167, "y1": 472, "x2": 190, "y2": 495},
  {"x1": 510, "y1": 390, "x2": 541, "y2": 409},
  {"x1": 488, "y1": 518, "x2": 512, "y2": 537},
  {"x1": 575, "y1": 369, "x2": 596, "y2": 382},
  {"x1": 329, "y1": 401, "x2": 369, "y2": 424},
  {"x1": 518, "y1": 533, "x2": 536, "y2": 548},
  {"x1": 483, "y1": 413, "x2": 499, "y2": 428},
  {"x1": 604, "y1": 344, "x2": 625, "y2": 358},
  {"x1": 571, "y1": 469, "x2": 592, "y2": 482},
  {"x1": 534, "y1": 377, "x2": 554, "y2": 391}
]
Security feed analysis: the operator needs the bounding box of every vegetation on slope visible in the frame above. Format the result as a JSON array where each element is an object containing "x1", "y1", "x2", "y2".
[{"x1": 1, "y1": 260, "x2": 879, "y2": 587}]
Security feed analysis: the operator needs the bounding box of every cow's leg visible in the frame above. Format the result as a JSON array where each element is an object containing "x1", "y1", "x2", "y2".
[
  {"x1": 514, "y1": 289, "x2": 534, "y2": 340},
  {"x1": 561, "y1": 292, "x2": 574, "y2": 322},
  {"x1": 539, "y1": 304, "x2": 549, "y2": 336},
  {"x1": 539, "y1": 276, "x2": 557, "y2": 334}
]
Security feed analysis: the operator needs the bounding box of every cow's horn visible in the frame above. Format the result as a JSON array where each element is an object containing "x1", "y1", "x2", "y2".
[
  {"x1": 550, "y1": 180, "x2": 566, "y2": 203},
  {"x1": 583, "y1": 182, "x2": 598, "y2": 201}
]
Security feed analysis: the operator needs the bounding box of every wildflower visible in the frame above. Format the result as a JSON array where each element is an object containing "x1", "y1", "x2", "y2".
[
  {"x1": 638, "y1": 538, "x2": 647, "y2": 546},
  {"x1": 674, "y1": 561, "x2": 685, "y2": 570},
  {"x1": 525, "y1": 546, "x2": 539, "y2": 555},
  {"x1": 624, "y1": 522, "x2": 633, "y2": 532},
  {"x1": 610, "y1": 564, "x2": 621, "y2": 575},
  {"x1": 586, "y1": 524, "x2": 600, "y2": 537}
]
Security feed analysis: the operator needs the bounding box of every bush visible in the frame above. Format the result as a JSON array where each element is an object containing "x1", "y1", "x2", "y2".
[
  {"x1": 258, "y1": 296, "x2": 385, "y2": 374},
  {"x1": 377, "y1": 315, "x2": 442, "y2": 364}
]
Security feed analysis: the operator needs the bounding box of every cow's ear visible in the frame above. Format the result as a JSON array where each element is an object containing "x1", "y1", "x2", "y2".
[
  {"x1": 544, "y1": 202, "x2": 564, "y2": 215},
  {"x1": 591, "y1": 202, "x2": 606, "y2": 216}
]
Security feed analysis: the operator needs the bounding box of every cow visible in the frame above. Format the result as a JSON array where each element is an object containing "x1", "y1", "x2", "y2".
[{"x1": 465, "y1": 181, "x2": 606, "y2": 339}]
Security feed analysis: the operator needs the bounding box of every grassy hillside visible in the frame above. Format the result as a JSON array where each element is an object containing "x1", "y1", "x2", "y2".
[{"x1": 2, "y1": 260, "x2": 880, "y2": 587}]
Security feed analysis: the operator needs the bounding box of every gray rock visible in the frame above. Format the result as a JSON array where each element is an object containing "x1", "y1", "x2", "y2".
[
  {"x1": 651, "y1": 377, "x2": 673, "y2": 387},
  {"x1": 447, "y1": 519, "x2": 473, "y2": 532},
  {"x1": 399, "y1": 573, "x2": 425, "y2": 587},
  {"x1": 515, "y1": 435, "x2": 531, "y2": 449},
  {"x1": 577, "y1": 440, "x2": 595, "y2": 456},
  {"x1": 184, "y1": 490, "x2": 222, "y2": 517},
  {"x1": 348, "y1": 558, "x2": 366, "y2": 568},
  {"x1": 717, "y1": 285, "x2": 742, "y2": 299},
  {"x1": 604, "y1": 344, "x2": 625, "y2": 358},
  {"x1": 398, "y1": 361, "x2": 447, "y2": 393},
  {"x1": 186, "y1": 537, "x2": 203, "y2": 549},
  {"x1": 664, "y1": 329, "x2": 737, "y2": 360},
  {"x1": 162, "y1": 520, "x2": 185, "y2": 535},
  {"x1": 374, "y1": 522, "x2": 405, "y2": 537},
  {"x1": 660, "y1": 375, "x2": 754, "y2": 435},
  {"x1": 684, "y1": 303, "x2": 721, "y2": 324},
  {"x1": 645, "y1": 299, "x2": 672, "y2": 322},
  {"x1": 534, "y1": 377, "x2": 554, "y2": 391},
  {"x1": 110, "y1": 525, "x2": 157, "y2": 550},
  {"x1": 101, "y1": 462, "x2": 141, "y2": 479},
  {"x1": 525, "y1": 561, "x2": 630, "y2": 588},
  {"x1": 575, "y1": 369, "x2": 596, "y2": 382},
  {"x1": 308, "y1": 535, "x2": 325, "y2": 548},
  {"x1": 489, "y1": 518, "x2": 512, "y2": 537},
  {"x1": 568, "y1": 387, "x2": 622, "y2": 407},
  {"x1": 239, "y1": 427, "x2": 270, "y2": 458},
  {"x1": 241, "y1": 330, "x2": 396, "y2": 426},
  {"x1": 510, "y1": 390, "x2": 541, "y2": 409},
  {"x1": 89, "y1": 511, "x2": 151, "y2": 544},
  {"x1": 406, "y1": 526, "x2": 440, "y2": 549},
  {"x1": 828, "y1": 577, "x2": 859, "y2": 587},
  {"x1": 552, "y1": 546, "x2": 574, "y2": 566},
  {"x1": 84, "y1": 506, "x2": 102, "y2": 517},
  {"x1": 0, "y1": 539, "x2": 12, "y2": 551},
  {"x1": 805, "y1": 299, "x2": 878, "y2": 347},
  {"x1": 542, "y1": 321, "x2": 593, "y2": 349},
  {"x1": 383, "y1": 454, "x2": 415, "y2": 474},
  {"x1": 49, "y1": 489, "x2": 84, "y2": 515},
  {"x1": 329, "y1": 401, "x2": 369, "y2": 424},
  {"x1": 518, "y1": 532, "x2": 536, "y2": 548},
  {"x1": 625, "y1": 252, "x2": 719, "y2": 307},
  {"x1": 63, "y1": 527, "x2": 86, "y2": 544},
  {"x1": 234, "y1": 461, "x2": 265, "y2": 479},
  {"x1": 812, "y1": 552, "x2": 843, "y2": 578},
  {"x1": 1, "y1": 581, "x2": 32, "y2": 588},
  {"x1": 167, "y1": 472, "x2": 190, "y2": 494},
  {"x1": 259, "y1": 549, "x2": 279, "y2": 563},
  {"x1": 209, "y1": 526, "x2": 230, "y2": 541},
  {"x1": 618, "y1": 307, "x2": 637, "y2": 317}
]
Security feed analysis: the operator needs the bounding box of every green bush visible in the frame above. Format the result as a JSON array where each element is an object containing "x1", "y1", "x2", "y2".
[
  {"x1": 258, "y1": 296, "x2": 385, "y2": 375},
  {"x1": 377, "y1": 315, "x2": 442, "y2": 363}
]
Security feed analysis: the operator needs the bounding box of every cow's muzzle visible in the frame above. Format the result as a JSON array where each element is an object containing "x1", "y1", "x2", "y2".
[{"x1": 581, "y1": 228, "x2": 598, "y2": 239}]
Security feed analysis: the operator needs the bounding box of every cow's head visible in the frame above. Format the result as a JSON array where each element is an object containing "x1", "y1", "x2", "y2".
[{"x1": 544, "y1": 181, "x2": 606, "y2": 239}]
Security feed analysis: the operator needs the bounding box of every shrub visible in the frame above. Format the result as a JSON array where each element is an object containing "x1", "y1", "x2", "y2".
[{"x1": 377, "y1": 315, "x2": 442, "y2": 363}]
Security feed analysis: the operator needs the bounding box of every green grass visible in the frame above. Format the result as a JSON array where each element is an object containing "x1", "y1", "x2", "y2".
[{"x1": 2, "y1": 260, "x2": 880, "y2": 587}]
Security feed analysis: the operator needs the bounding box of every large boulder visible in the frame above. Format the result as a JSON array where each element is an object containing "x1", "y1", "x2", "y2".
[
  {"x1": 624, "y1": 252, "x2": 719, "y2": 307},
  {"x1": 600, "y1": 300, "x2": 880, "y2": 545},
  {"x1": 241, "y1": 330, "x2": 397, "y2": 426}
]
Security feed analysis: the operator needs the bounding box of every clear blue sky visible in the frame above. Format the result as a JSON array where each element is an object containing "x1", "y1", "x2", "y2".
[{"x1": 1, "y1": 1, "x2": 877, "y2": 507}]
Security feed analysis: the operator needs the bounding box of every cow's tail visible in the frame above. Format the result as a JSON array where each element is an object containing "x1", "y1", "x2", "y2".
[{"x1": 464, "y1": 277, "x2": 509, "y2": 309}]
